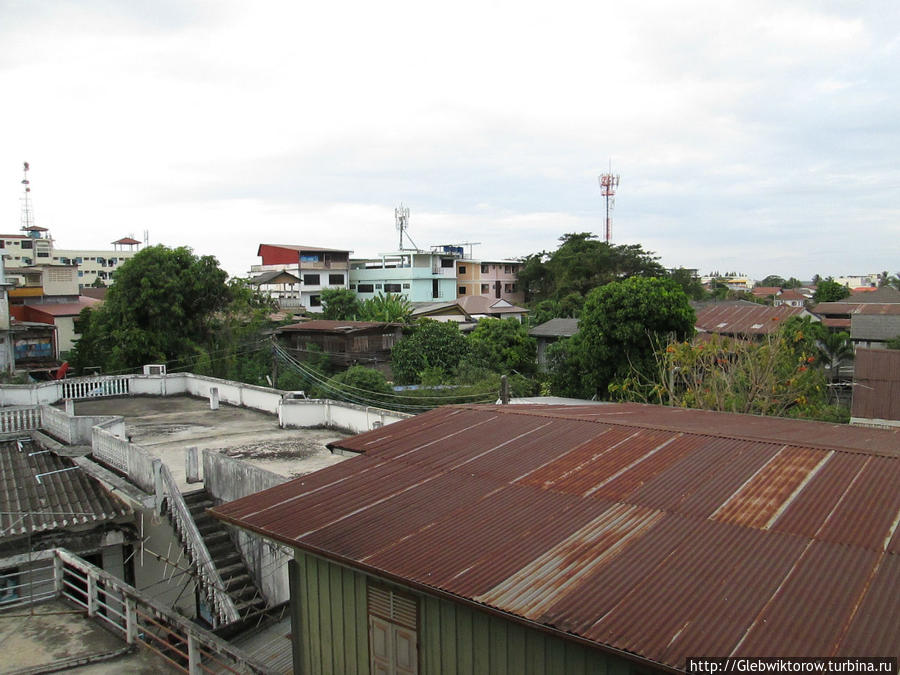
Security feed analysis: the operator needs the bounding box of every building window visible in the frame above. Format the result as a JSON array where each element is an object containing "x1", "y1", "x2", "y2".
[
  {"x1": 328, "y1": 273, "x2": 344, "y2": 285},
  {"x1": 20, "y1": 240, "x2": 33, "y2": 249},
  {"x1": 350, "y1": 284, "x2": 357, "y2": 290},
  {"x1": 375, "y1": 284, "x2": 382, "y2": 289},
  {"x1": 77, "y1": 271, "x2": 83, "y2": 277},
  {"x1": 505, "y1": 283, "x2": 513, "y2": 293},
  {"x1": 368, "y1": 584, "x2": 417, "y2": 675},
  {"x1": 432, "y1": 279, "x2": 439, "y2": 298},
  {"x1": 384, "y1": 283, "x2": 401, "y2": 293},
  {"x1": 481, "y1": 264, "x2": 489, "y2": 274},
  {"x1": 303, "y1": 274, "x2": 320, "y2": 285},
  {"x1": 505, "y1": 264, "x2": 512, "y2": 274},
  {"x1": 481, "y1": 283, "x2": 489, "y2": 294},
  {"x1": 458, "y1": 265, "x2": 466, "y2": 274},
  {"x1": 459, "y1": 286, "x2": 466, "y2": 295},
  {"x1": 440, "y1": 258, "x2": 453, "y2": 268},
  {"x1": 358, "y1": 284, "x2": 374, "y2": 293},
  {"x1": 309, "y1": 295, "x2": 321, "y2": 307},
  {"x1": 37, "y1": 252, "x2": 49, "y2": 258},
  {"x1": 402, "y1": 283, "x2": 410, "y2": 289}
]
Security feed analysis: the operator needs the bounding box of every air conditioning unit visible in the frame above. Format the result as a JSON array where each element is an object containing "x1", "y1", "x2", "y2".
[{"x1": 143, "y1": 364, "x2": 167, "y2": 376}]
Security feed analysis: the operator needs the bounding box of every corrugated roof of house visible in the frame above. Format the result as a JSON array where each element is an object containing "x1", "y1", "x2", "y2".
[
  {"x1": 695, "y1": 303, "x2": 806, "y2": 336},
  {"x1": 528, "y1": 318, "x2": 580, "y2": 337},
  {"x1": 277, "y1": 319, "x2": 400, "y2": 334},
  {"x1": 852, "y1": 348, "x2": 900, "y2": 422},
  {"x1": 211, "y1": 403, "x2": 900, "y2": 670},
  {"x1": 0, "y1": 439, "x2": 131, "y2": 541}
]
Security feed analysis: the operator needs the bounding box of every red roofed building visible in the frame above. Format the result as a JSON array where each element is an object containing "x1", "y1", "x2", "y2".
[
  {"x1": 275, "y1": 319, "x2": 402, "y2": 375},
  {"x1": 212, "y1": 402, "x2": 900, "y2": 673},
  {"x1": 251, "y1": 245, "x2": 352, "y2": 313},
  {"x1": 694, "y1": 301, "x2": 810, "y2": 338}
]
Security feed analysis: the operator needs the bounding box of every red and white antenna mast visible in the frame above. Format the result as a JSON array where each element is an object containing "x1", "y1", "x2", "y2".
[
  {"x1": 598, "y1": 162, "x2": 620, "y2": 244},
  {"x1": 20, "y1": 161, "x2": 35, "y2": 231}
]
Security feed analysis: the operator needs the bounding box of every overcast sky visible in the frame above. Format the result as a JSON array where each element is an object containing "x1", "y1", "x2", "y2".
[{"x1": 1, "y1": 0, "x2": 897, "y2": 281}]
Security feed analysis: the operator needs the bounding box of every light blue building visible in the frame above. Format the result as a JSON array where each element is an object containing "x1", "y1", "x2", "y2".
[{"x1": 349, "y1": 250, "x2": 460, "y2": 303}]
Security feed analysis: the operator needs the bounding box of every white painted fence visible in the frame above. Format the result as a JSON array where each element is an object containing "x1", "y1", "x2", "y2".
[
  {"x1": 0, "y1": 405, "x2": 41, "y2": 433},
  {"x1": 62, "y1": 375, "x2": 130, "y2": 400}
]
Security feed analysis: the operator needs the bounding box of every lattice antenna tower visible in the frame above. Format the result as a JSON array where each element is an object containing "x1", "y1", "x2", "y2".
[
  {"x1": 395, "y1": 204, "x2": 418, "y2": 251},
  {"x1": 598, "y1": 163, "x2": 620, "y2": 244},
  {"x1": 20, "y1": 161, "x2": 35, "y2": 231}
]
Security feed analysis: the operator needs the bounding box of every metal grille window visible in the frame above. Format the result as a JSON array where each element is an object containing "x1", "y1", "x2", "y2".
[{"x1": 368, "y1": 584, "x2": 417, "y2": 675}]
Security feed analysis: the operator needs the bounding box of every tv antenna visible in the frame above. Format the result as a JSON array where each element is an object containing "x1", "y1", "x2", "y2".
[
  {"x1": 395, "y1": 204, "x2": 419, "y2": 251},
  {"x1": 598, "y1": 161, "x2": 620, "y2": 244}
]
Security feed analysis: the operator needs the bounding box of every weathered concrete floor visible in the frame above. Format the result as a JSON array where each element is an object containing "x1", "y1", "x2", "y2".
[
  {"x1": 0, "y1": 599, "x2": 177, "y2": 673},
  {"x1": 73, "y1": 396, "x2": 350, "y2": 490}
]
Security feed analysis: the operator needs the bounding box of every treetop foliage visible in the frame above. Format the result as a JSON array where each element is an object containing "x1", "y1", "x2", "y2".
[
  {"x1": 813, "y1": 278, "x2": 851, "y2": 303},
  {"x1": 517, "y1": 233, "x2": 665, "y2": 304}
]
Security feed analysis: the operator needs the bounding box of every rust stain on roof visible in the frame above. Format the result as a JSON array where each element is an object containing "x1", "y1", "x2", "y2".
[{"x1": 212, "y1": 403, "x2": 900, "y2": 670}]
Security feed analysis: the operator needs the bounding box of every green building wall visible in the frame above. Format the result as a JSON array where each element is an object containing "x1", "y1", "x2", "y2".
[{"x1": 291, "y1": 550, "x2": 656, "y2": 675}]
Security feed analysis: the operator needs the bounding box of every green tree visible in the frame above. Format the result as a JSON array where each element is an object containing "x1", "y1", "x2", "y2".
[
  {"x1": 320, "y1": 287, "x2": 362, "y2": 320},
  {"x1": 359, "y1": 293, "x2": 413, "y2": 323},
  {"x1": 390, "y1": 319, "x2": 470, "y2": 385},
  {"x1": 70, "y1": 245, "x2": 233, "y2": 373},
  {"x1": 818, "y1": 330, "x2": 854, "y2": 384},
  {"x1": 468, "y1": 318, "x2": 537, "y2": 376},
  {"x1": 886, "y1": 336, "x2": 900, "y2": 349},
  {"x1": 556, "y1": 277, "x2": 695, "y2": 398},
  {"x1": 518, "y1": 233, "x2": 664, "y2": 303},
  {"x1": 328, "y1": 366, "x2": 393, "y2": 404},
  {"x1": 758, "y1": 275, "x2": 786, "y2": 288},
  {"x1": 610, "y1": 328, "x2": 848, "y2": 422},
  {"x1": 813, "y1": 278, "x2": 851, "y2": 303},
  {"x1": 669, "y1": 268, "x2": 707, "y2": 300}
]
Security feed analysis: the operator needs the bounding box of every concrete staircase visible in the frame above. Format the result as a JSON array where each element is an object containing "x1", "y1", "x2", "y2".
[{"x1": 181, "y1": 489, "x2": 268, "y2": 621}]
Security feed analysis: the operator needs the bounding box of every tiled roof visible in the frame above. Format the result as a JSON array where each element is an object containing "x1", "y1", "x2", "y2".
[
  {"x1": 0, "y1": 439, "x2": 130, "y2": 541},
  {"x1": 249, "y1": 270, "x2": 301, "y2": 285},
  {"x1": 457, "y1": 295, "x2": 528, "y2": 315},
  {"x1": 23, "y1": 298, "x2": 100, "y2": 317},
  {"x1": 212, "y1": 403, "x2": 900, "y2": 669}
]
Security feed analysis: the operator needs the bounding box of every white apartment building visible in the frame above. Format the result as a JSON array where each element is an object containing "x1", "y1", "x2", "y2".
[{"x1": 0, "y1": 228, "x2": 140, "y2": 288}]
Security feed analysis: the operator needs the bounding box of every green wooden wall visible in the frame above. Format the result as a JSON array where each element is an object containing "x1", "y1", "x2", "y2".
[{"x1": 291, "y1": 550, "x2": 655, "y2": 675}]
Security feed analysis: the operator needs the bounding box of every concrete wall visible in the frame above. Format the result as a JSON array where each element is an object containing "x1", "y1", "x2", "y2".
[
  {"x1": 203, "y1": 450, "x2": 290, "y2": 605},
  {"x1": 279, "y1": 398, "x2": 411, "y2": 434},
  {"x1": 41, "y1": 405, "x2": 123, "y2": 445}
]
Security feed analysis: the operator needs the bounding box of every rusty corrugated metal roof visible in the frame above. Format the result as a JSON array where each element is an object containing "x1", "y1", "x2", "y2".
[
  {"x1": 695, "y1": 304, "x2": 806, "y2": 336},
  {"x1": 211, "y1": 403, "x2": 900, "y2": 670},
  {"x1": 852, "y1": 348, "x2": 900, "y2": 422}
]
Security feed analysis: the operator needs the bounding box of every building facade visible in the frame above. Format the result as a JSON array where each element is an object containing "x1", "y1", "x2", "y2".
[
  {"x1": 252, "y1": 245, "x2": 351, "y2": 312},
  {"x1": 349, "y1": 251, "x2": 459, "y2": 303},
  {"x1": 456, "y1": 259, "x2": 524, "y2": 305},
  {"x1": 0, "y1": 229, "x2": 139, "y2": 288}
]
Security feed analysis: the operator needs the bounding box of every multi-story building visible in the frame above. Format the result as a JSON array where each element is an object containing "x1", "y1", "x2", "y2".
[
  {"x1": 0, "y1": 228, "x2": 141, "y2": 288},
  {"x1": 456, "y1": 258, "x2": 524, "y2": 305},
  {"x1": 349, "y1": 249, "x2": 460, "y2": 303},
  {"x1": 252, "y1": 244, "x2": 351, "y2": 312}
]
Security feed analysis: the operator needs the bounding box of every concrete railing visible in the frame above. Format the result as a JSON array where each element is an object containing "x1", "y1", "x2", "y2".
[
  {"x1": 40, "y1": 405, "x2": 124, "y2": 445},
  {"x1": 160, "y1": 463, "x2": 240, "y2": 627},
  {"x1": 279, "y1": 397, "x2": 412, "y2": 434},
  {"x1": 61, "y1": 375, "x2": 131, "y2": 400},
  {"x1": 0, "y1": 405, "x2": 42, "y2": 433},
  {"x1": 92, "y1": 424, "x2": 157, "y2": 493},
  {"x1": 203, "y1": 451, "x2": 290, "y2": 606},
  {"x1": 0, "y1": 548, "x2": 273, "y2": 674}
]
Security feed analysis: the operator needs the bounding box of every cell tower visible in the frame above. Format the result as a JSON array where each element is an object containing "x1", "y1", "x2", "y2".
[
  {"x1": 598, "y1": 164, "x2": 620, "y2": 244},
  {"x1": 20, "y1": 161, "x2": 35, "y2": 231},
  {"x1": 395, "y1": 203, "x2": 419, "y2": 251}
]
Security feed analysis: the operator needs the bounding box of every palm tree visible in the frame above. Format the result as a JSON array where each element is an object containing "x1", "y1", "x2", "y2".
[{"x1": 818, "y1": 331, "x2": 854, "y2": 385}]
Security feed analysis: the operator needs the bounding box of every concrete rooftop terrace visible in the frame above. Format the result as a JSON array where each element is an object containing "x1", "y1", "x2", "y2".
[{"x1": 72, "y1": 396, "x2": 350, "y2": 490}]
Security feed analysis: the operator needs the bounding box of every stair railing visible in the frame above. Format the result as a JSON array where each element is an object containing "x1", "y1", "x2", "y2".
[{"x1": 159, "y1": 463, "x2": 240, "y2": 626}]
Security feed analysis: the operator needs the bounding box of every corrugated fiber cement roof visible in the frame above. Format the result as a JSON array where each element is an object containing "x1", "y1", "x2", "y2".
[{"x1": 211, "y1": 403, "x2": 900, "y2": 671}]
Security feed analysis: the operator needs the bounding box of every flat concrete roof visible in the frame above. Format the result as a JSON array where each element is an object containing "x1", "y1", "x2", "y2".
[
  {"x1": 73, "y1": 396, "x2": 350, "y2": 491},
  {"x1": 0, "y1": 599, "x2": 177, "y2": 673}
]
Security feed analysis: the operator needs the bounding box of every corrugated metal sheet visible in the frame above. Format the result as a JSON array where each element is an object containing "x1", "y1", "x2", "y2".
[
  {"x1": 0, "y1": 439, "x2": 130, "y2": 540},
  {"x1": 852, "y1": 348, "x2": 900, "y2": 422},
  {"x1": 211, "y1": 403, "x2": 900, "y2": 670},
  {"x1": 694, "y1": 304, "x2": 805, "y2": 336}
]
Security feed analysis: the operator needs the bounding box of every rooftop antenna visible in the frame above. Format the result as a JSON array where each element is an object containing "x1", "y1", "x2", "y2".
[
  {"x1": 598, "y1": 160, "x2": 620, "y2": 244},
  {"x1": 395, "y1": 204, "x2": 419, "y2": 251},
  {"x1": 20, "y1": 161, "x2": 34, "y2": 231}
]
